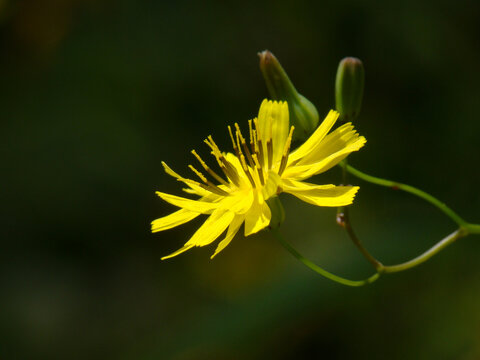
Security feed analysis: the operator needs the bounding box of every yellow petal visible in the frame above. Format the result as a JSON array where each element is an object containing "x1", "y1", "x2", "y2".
[
  {"x1": 220, "y1": 191, "x2": 254, "y2": 214},
  {"x1": 270, "y1": 101, "x2": 289, "y2": 165},
  {"x1": 244, "y1": 193, "x2": 271, "y2": 236},
  {"x1": 210, "y1": 214, "x2": 244, "y2": 258},
  {"x1": 224, "y1": 152, "x2": 248, "y2": 187},
  {"x1": 282, "y1": 179, "x2": 336, "y2": 191},
  {"x1": 287, "y1": 110, "x2": 339, "y2": 165},
  {"x1": 161, "y1": 161, "x2": 214, "y2": 198},
  {"x1": 294, "y1": 122, "x2": 359, "y2": 166},
  {"x1": 161, "y1": 244, "x2": 194, "y2": 260},
  {"x1": 151, "y1": 209, "x2": 200, "y2": 233},
  {"x1": 262, "y1": 171, "x2": 281, "y2": 200},
  {"x1": 185, "y1": 208, "x2": 235, "y2": 247},
  {"x1": 161, "y1": 208, "x2": 236, "y2": 260},
  {"x1": 256, "y1": 100, "x2": 289, "y2": 166},
  {"x1": 256, "y1": 99, "x2": 272, "y2": 143},
  {"x1": 283, "y1": 136, "x2": 366, "y2": 180},
  {"x1": 156, "y1": 192, "x2": 219, "y2": 214},
  {"x1": 283, "y1": 179, "x2": 359, "y2": 207}
]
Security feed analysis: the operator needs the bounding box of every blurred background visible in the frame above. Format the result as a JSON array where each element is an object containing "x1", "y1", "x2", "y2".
[{"x1": 1, "y1": 0, "x2": 480, "y2": 359}]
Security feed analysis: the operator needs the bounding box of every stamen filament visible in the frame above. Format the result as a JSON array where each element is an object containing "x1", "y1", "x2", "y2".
[
  {"x1": 189, "y1": 165, "x2": 230, "y2": 196},
  {"x1": 227, "y1": 126, "x2": 241, "y2": 158},
  {"x1": 204, "y1": 137, "x2": 241, "y2": 187},
  {"x1": 250, "y1": 129, "x2": 257, "y2": 154},
  {"x1": 248, "y1": 119, "x2": 253, "y2": 145},
  {"x1": 188, "y1": 164, "x2": 208, "y2": 183},
  {"x1": 252, "y1": 153, "x2": 265, "y2": 185},
  {"x1": 257, "y1": 138, "x2": 265, "y2": 169},
  {"x1": 234, "y1": 127, "x2": 244, "y2": 159},
  {"x1": 235, "y1": 123, "x2": 254, "y2": 168},
  {"x1": 191, "y1": 150, "x2": 228, "y2": 186},
  {"x1": 180, "y1": 178, "x2": 229, "y2": 196},
  {"x1": 240, "y1": 154, "x2": 256, "y2": 188},
  {"x1": 267, "y1": 139, "x2": 273, "y2": 170}
]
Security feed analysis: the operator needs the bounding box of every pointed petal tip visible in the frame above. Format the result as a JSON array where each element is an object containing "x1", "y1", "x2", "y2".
[{"x1": 161, "y1": 245, "x2": 194, "y2": 260}]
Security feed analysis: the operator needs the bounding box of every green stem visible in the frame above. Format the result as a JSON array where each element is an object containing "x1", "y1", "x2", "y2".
[
  {"x1": 466, "y1": 223, "x2": 480, "y2": 234},
  {"x1": 272, "y1": 229, "x2": 380, "y2": 287},
  {"x1": 337, "y1": 159, "x2": 384, "y2": 271},
  {"x1": 341, "y1": 210, "x2": 384, "y2": 271},
  {"x1": 344, "y1": 163, "x2": 468, "y2": 227},
  {"x1": 381, "y1": 229, "x2": 468, "y2": 273}
]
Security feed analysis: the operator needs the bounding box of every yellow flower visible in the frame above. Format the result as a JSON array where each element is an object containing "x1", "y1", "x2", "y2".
[{"x1": 152, "y1": 99, "x2": 366, "y2": 259}]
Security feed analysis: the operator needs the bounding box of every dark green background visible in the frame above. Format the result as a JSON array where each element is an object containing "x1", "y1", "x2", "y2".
[{"x1": 1, "y1": 0, "x2": 480, "y2": 359}]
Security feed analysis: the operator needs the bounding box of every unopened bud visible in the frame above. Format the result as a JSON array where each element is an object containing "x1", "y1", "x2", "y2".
[
  {"x1": 335, "y1": 57, "x2": 365, "y2": 122},
  {"x1": 259, "y1": 50, "x2": 319, "y2": 141},
  {"x1": 266, "y1": 196, "x2": 285, "y2": 229}
]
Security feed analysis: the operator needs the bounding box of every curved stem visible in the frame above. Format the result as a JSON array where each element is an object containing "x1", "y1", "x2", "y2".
[
  {"x1": 337, "y1": 209, "x2": 384, "y2": 271},
  {"x1": 272, "y1": 229, "x2": 380, "y2": 287},
  {"x1": 344, "y1": 163, "x2": 468, "y2": 227},
  {"x1": 381, "y1": 228, "x2": 467, "y2": 273},
  {"x1": 337, "y1": 159, "x2": 384, "y2": 271}
]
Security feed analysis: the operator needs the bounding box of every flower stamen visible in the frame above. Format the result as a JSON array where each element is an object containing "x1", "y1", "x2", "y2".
[
  {"x1": 250, "y1": 128, "x2": 257, "y2": 154},
  {"x1": 267, "y1": 139, "x2": 273, "y2": 170},
  {"x1": 252, "y1": 153, "x2": 265, "y2": 185},
  {"x1": 188, "y1": 164, "x2": 230, "y2": 196},
  {"x1": 227, "y1": 126, "x2": 241, "y2": 159},
  {"x1": 205, "y1": 136, "x2": 241, "y2": 187},
  {"x1": 188, "y1": 164, "x2": 208, "y2": 183},
  {"x1": 234, "y1": 123, "x2": 254, "y2": 168},
  {"x1": 240, "y1": 154, "x2": 256, "y2": 188},
  {"x1": 191, "y1": 150, "x2": 229, "y2": 186},
  {"x1": 252, "y1": 118, "x2": 266, "y2": 169},
  {"x1": 248, "y1": 119, "x2": 254, "y2": 152}
]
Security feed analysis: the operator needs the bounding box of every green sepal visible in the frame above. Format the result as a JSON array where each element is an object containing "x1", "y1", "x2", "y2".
[
  {"x1": 259, "y1": 50, "x2": 319, "y2": 141},
  {"x1": 335, "y1": 57, "x2": 365, "y2": 122}
]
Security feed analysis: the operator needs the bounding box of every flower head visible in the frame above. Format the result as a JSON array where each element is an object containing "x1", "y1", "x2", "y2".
[{"x1": 152, "y1": 100, "x2": 366, "y2": 259}]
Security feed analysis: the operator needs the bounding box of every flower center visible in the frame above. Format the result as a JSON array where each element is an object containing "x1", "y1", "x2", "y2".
[{"x1": 187, "y1": 120, "x2": 294, "y2": 196}]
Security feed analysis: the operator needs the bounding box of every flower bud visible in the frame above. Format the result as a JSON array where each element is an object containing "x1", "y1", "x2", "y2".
[
  {"x1": 259, "y1": 50, "x2": 319, "y2": 141},
  {"x1": 266, "y1": 196, "x2": 285, "y2": 229},
  {"x1": 335, "y1": 57, "x2": 365, "y2": 122}
]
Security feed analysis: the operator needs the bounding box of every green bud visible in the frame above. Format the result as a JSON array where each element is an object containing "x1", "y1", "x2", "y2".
[
  {"x1": 259, "y1": 50, "x2": 319, "y2": 141},
  {"x1": 266, "y1": 196, "x2": 285, "y2": 230},
  {"x1": 335, "y1": 57, "x2": 365, "y2": 122}
]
